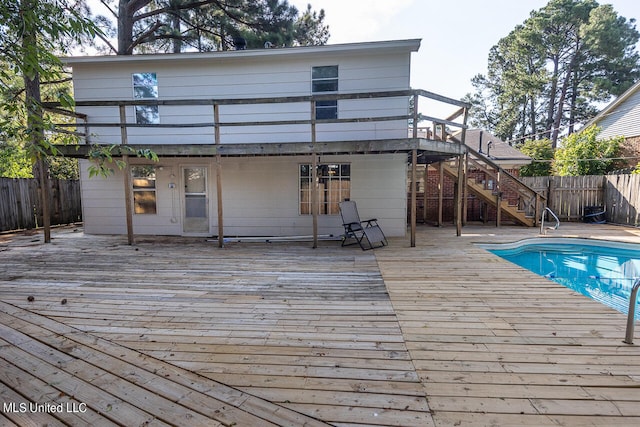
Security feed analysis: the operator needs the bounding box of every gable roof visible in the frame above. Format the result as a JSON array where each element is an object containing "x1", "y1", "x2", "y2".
[
  {"x1": 583, "y1": 80, "x2": 640, "y2": 139},
  {"x1": 456, "y1": 129, "x2": 531, "y2": 166}
]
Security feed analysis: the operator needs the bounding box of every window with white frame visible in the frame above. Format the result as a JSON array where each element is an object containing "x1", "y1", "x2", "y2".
[
  {"x1": 299, "y1": 163, "x2": 350, "y2": 215},
  {"x1": 131, "y1": 165, "x2": 157, "y2": 214},
  {"x1": 312, "y1": 65, "x2": 338, "y2": 120},
  {"x1": 132, "y1": 72, "x2": 159, "y2": 125}
]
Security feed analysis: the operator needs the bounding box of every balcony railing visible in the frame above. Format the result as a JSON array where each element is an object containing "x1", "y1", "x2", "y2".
[{"x1": 44, "y1": 89, "x2": 469, "y2": 149}]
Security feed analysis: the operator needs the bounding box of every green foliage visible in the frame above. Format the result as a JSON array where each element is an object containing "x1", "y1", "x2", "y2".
[
  {"x1": 115, "y1": 0, "x2": 329, "y2": 54},
  {"x1": 518, "y1": 139, "x2": 554, "y2": 176},
  {"x1": 47, "y1": 157, "x2": 79, "y2": 179},
  {"x1": 87, "y1": 144, "x2": 159, "y2": 178},
  {"x1": 0, "y1": 0, "x2": 99, "y2": 175},
  {"x1": 465, "y1": 0, "x2": 640, "y2": 145},
  {"x1": 0, "y1": 141, "x2": 33, "y2": 178},
  {"x1": 0, "y1": 140, "x2": 79, "y2": 179},
  {"x1": 554, "y1": 125, "x2": 622, "y2": 175}
]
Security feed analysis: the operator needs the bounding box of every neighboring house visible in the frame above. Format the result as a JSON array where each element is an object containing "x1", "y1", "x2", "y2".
[
  {"x1": 56, "y1": 39, "x2": 468, "y2": 241},
  {"x1": 585, "y1": 80, "x2": 640, "y2": 168},
  {"x1": 459, "y1": 129, "x2": 531, "y2": 171}
]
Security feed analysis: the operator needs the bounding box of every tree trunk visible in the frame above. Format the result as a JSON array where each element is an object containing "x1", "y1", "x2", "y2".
[
  {"x1": 118, "y1": 0, "x2": 134, "y2": 54},
  {"x1": 551, "y1": 67, "x2": 572, "y2": 147},
  {"x1": 551, "y1": 51, "x2": 578, "y2": 147},
  {"x1": 172, "y1": 11, "x2": 182, "y2": 53},
  {"x1": 545, "y1": 55, "x2": 559, "y2": 141},
  {"x1": 118, "y1": 0, "x2": 153, "y2": 54},
  {"x1": 21, "y1": 0, "x2": 51, "y2": 242},
  {"x1": 529, "y1": 96, "x2": 536, "y2": 140},
  {"x1": 568, "y1": 67, "x2": 580, "y2": 135}
]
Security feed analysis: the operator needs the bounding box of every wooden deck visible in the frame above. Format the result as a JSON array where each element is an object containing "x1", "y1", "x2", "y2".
[{"x1": 1, "y1": 224, "x2": 640, "y2": 426}]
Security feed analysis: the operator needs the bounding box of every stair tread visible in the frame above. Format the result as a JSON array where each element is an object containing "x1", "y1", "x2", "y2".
[{"x1": 438, "y1": 156, "x2": 537, "y2": 227}]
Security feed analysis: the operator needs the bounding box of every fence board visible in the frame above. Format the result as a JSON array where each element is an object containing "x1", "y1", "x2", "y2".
[
  {"x1": 0, "y1": 178, "x2": 81, "y2": 232},
  {"x1": 520, "y1": 176, "x2": 606, "y2": 222},
  {"x1": 605, "y1": 174, "x2": 640, "y2": 227}
]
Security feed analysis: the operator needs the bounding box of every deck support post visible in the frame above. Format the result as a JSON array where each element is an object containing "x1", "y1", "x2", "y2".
[
  {"x1": 214, "y1": 104, "x2": 224, "y2": 248},
  {"x1": 119, "y1": 105, "x2": 134, "y2": 245},
  {"x1": 423, "y1": 163, "x2": 429, "y2": 224},
  {"x1": 455, "y1": 155, "x2": 464, "y2": 236},
  {"x1": 462, "y1": 151, "x2": 469, "y2": 227},
  {"x1": 534, "y1": 192, "x2": 541, "y2": 227},
  {"x1": 410, "y1": 93, "x2": 418, "y2": 247},
  {"x1": 411, "y1": 149, "x2": 417, "y2": 247},
  {"x1": 310, "y1": 100, "x2": 318, "y2": 249},
  {"x1": 457, "y1": 107, "x2": 469, "y2": 237},
  {"x1": 437, "y1": 161, "x2": 444, "y2": 227}
]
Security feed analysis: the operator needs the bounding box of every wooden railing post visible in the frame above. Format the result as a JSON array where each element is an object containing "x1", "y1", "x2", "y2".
[
  {"x1": 214, "y1": 103, "x2": 224, "y2": 248},
  {"x1": 311, "y1": 100, "x2": 318, "y2": 249},
  {"x1": 410, "y1": 93, "x2": 419, "y2": 247},
  {"x1": 411, "y1": 149, "x2": 417, "y2": 247}
]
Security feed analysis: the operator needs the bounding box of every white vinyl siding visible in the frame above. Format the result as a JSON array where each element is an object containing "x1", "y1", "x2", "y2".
[
  {"x1": 79, "y1": 154, "x2": 407, "y2": 238},
  {"x1": 596, "y1": 88, "x2": 640, "y2": 140},
  {"x1": 71, "y1": 50, "x2": 412, "y2": 145}
]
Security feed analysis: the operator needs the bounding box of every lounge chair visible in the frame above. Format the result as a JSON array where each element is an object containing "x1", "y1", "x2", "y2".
[{"x1": 339, "y1": 200, "x2": 388, "y2": 250}]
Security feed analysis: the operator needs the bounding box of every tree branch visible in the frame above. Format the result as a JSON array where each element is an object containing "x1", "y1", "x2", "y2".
[
  {"x1": 133, "y1": 0, "x2": 254, "y2": 29},
  {"x1": 94, "y1": 29, "x2": 118, "y2": 54},
  {"x1": 130, "y1": 21, "x2": 165, "y2": 51}
]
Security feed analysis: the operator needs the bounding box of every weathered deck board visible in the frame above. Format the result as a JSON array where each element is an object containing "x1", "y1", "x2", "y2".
[
  {"x1": 376, "y1": 224, "x2": 640, "y2": 427},
  {"x1": 1, "y1": 228, "x2": 429, "y2": 426},
  {"x1": 2, "y1": 224, "x2": 640, "y2": 426}
]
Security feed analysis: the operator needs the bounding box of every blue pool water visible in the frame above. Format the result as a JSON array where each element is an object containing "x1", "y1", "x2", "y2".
[{"x1": 481, "y1": 238, "x2": 640, "y2": 319}]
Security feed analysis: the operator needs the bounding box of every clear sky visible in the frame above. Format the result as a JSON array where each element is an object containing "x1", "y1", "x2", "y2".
[{"x1": 290, "y1": 0, "x2": 640, "y2": 105}]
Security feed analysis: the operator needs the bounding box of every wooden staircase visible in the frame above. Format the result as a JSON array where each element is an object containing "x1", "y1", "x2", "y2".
[{"x1": 441, "y1": 147, "x2": 544, "y2": 227}]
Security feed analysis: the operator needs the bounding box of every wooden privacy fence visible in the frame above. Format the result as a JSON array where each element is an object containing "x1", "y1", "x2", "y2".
[
  {"x1": 605, "y1": 174, "x2": 640, "y2": 227},
  {"x1": 520, "y1": 175, "x2": 640, "y2": 226},
  {"x1": 0, "y1": 178, "x2": 82, "y2": 232}
]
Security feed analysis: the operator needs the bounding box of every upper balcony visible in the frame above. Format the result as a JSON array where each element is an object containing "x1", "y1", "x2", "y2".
[{"x1": 46, "y1": 88, "x2": 470, "y2": 161}]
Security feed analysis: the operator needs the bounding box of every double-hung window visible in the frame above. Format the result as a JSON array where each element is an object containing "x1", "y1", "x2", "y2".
[
  {"x1": 312, "y1": 66, "x2": 338, "y2": 120},
  {"x1": 299, "y1": 163, "x2": 350, "y2": 215},
  {"x1": 131, "y1": 166, "x2": 157, "y2": 214},
  {"x1": 132, "y1": 72, "x2": 159, "y2": 125}
]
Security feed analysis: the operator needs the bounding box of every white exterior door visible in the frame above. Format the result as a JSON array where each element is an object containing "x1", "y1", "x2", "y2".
[{"x1": 183, "y1": 166, "x2": 209, "y2": 234}]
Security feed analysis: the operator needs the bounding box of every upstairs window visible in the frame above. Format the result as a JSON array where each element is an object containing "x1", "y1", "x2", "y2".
[
  {"x1": 312, "y1": 66, "x2": 338, "y2": 120},
  {"x1": 131, "y1": 165, "x2": 157, "y2": 214},
  {"x1": 132, "y1": 72, "x2": 159, "y2": 125}
]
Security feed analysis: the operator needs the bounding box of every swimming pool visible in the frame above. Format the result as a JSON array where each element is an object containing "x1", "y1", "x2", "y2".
[{"x1": 480, "y1": 238, "x2": 640, "y2": 319}]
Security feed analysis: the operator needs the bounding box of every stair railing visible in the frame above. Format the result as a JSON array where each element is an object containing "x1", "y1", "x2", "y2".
[{"x1": 464, "y1": 145, "x2": 546, "y2": 224}]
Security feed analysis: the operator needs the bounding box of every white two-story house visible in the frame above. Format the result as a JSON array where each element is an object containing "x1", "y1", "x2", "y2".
[{"x1": 57, "y1": 39, "x2": 468, "y2": 243}]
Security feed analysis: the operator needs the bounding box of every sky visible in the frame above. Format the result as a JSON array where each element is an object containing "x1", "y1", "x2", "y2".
[
  {"x1": 288, "y1": 0, "x2": 640, "y2": 107},
  {"x1": 86, "y1": 0, "x2": 639, "y2": 118}
]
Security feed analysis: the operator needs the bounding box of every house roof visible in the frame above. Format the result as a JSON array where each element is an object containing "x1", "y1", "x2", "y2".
[
  {"x1": 457, "y1": 129, "x2": 531, "y2": 165},
  {"x1": 584, "y1": 80, "x2": 640, "y2": 128},
  {"x1": 61, "y1": 39, "x2": 422, "y2": 65}
]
